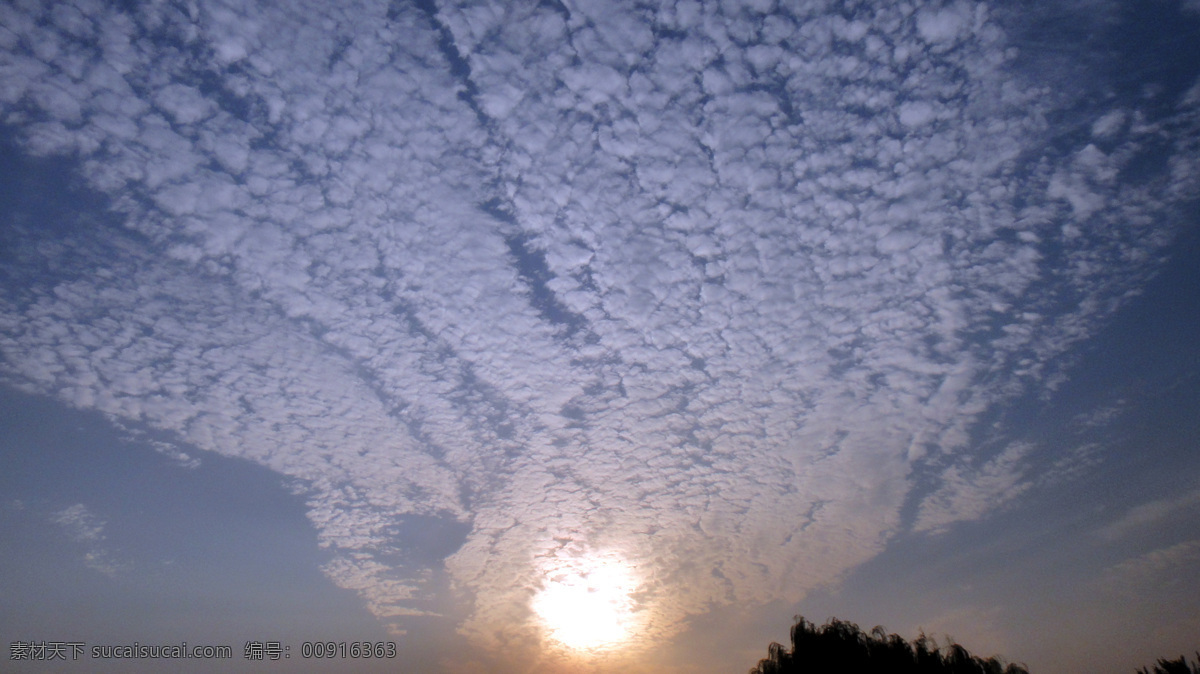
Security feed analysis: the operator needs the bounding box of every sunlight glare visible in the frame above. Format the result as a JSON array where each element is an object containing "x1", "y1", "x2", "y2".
[{"x1": 532, "y1": 557, "x2": 638, "y2": 651}]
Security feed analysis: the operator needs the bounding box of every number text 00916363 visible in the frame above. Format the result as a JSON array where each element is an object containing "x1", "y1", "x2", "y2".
[{"x1": 301, "y1": 642, "x2": 398, "y2": 659}]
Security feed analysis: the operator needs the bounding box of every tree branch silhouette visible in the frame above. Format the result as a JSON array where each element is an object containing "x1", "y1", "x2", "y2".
[{"x1": 748, "y1": 616, "x2": 1027, "y2": 674}]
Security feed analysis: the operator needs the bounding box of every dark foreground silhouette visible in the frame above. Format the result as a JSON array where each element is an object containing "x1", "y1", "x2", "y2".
[
  {"x1": 748, "y1": 616, "x2": 1199, "y2": 674},
  {"x1": 1137, "y1": 654, "x2": 1200, "y2": 674},
  {"x1": 748, "y1": 617, "x2": 1028, "y2": 674}
]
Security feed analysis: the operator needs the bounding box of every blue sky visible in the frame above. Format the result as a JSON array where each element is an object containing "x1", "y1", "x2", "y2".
[{"x1": 1, "y1": 0, "x2": 1198, "y2": 672}]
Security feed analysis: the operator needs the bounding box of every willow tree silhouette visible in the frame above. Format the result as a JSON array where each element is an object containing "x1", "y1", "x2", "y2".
[
  {"x1": 748, "y1": 616, "x2": 1028, "y2": 674},
  {"x1": 1136, "y1": 653, "x2": 1200, "y2": 674}
]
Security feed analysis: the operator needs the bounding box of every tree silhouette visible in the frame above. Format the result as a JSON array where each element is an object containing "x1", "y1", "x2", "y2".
[
  {"x1": 748, "y1": 616, "x2": 1028, "y2": 674},
  {"x1": 1136, "y1": 653, "x2": 1200, "y2": 674}
]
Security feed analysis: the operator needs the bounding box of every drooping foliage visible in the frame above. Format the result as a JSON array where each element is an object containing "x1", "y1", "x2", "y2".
[
  {"x1": 1136, "y1": 653, "x2": 1200, "y2": 674},
  {"x1": 748, "y1": 616, "x2": 1028, "y2": 674}
]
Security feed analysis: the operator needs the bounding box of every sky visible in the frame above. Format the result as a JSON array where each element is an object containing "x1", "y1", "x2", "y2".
[{"x1": 1, "y1": 0, "x2": 1198, "y2": 673}]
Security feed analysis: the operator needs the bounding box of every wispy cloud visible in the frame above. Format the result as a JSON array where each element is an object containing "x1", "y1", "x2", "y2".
[
  {"x1": 1071, "y1": 399, "x2": 1128, "y2": 431},
  {"x1": 1, "y1": 0, "x2": 1196, "y2": 664},
  {"x1": 1096, "y1": 487, "x2": 1200, "y2": 542},
  {"x1": 1100, "y1": 539, "x2": 1200, "y2": 596},
  {"x1": 51, "y1": 503, "x2": 127, "y2": 577},
  {"x1": 108, "y1": 417, "x2": 202, "y2": 469},
  {"x1": 914, "y1": 442, "x2": 1035, "y2": 535}
]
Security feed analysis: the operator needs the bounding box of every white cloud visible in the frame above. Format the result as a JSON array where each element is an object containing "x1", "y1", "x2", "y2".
[
  {"x1": 1101, "y1": 539, "x2": 1200, "y2": 596},
  {"x1": 53, "y1": 504, "x2": 106, "y2": 543},
  {"x1": 51, "y1": 503, "x2": 127, "y2": 577},
  {"x1": 898, "y1": 100, "x2": 938, "y2": 128},
  {"x1": 153, "y1": 83, "x2": 216, "y2": 125},
  {"x1": 0, "y1": 0, "x2": 1196, "y2": 668},
  {"x1": 1071, "y1": 398, "x2": 1128, "y2": 430},
  {"x1": 1091, "y1": 109, "x2": 1127, "y2": 138},
  {"x1": 915, "y1": 442, "x2": 1035, "y2": 534},
  {"x1": 1097, "y1": 488, "x2": 1200, "y2": 542},
  {"x1": 916, "y1": 2, "x2": 976, "y2": 46}
]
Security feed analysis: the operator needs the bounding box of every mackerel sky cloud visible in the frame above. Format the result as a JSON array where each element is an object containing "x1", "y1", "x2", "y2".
[{"x1": 1, "y1": 0, "x2": 1198, "y2": 672}]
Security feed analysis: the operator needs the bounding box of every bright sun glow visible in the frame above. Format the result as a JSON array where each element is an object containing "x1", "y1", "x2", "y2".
[{"x1": 532, "y1": 557, "x2": 639, "y2": 651}]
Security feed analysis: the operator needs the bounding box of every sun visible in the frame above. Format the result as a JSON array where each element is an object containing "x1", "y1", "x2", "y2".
[{"x1": 531, "y1": 556, "x2": 639, "y2": 651}]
